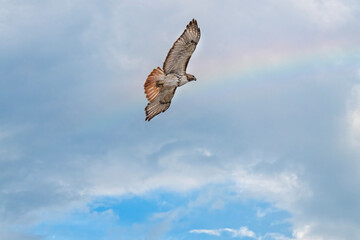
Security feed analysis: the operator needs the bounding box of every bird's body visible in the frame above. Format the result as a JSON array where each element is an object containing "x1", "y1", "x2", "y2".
[{"x1": 144, "y1": 19, "x2": 201, "y2": 121}]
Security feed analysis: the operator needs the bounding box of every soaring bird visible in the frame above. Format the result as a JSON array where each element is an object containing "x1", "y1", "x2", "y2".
[{"x1": 144, "y1": 19, "x2": 201, "y2": 121}]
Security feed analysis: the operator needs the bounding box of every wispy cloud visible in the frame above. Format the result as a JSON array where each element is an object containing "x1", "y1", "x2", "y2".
[
  {"x1": 190, "y1": 229, "x2": 222, "y2": 236},
  {"x1": 190, "y1": 226, "x2": 256, "y2": 238},
  {"x1": 1, "y1": 0, "x2": 360, "y2": 239},
  {"x1": 190, "y1": 226, "x2": 295, "y2": 240},
  {"x1": 290, "y1": 0, "x2": 354, "y2": 28}
]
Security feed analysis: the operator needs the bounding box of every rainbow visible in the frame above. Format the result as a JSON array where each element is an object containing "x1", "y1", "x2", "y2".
[
  {"x1": 195, "y1": 45, "x2": 360, "y2": 90},
  {"x1": 94, "y1": 44, "x2": 360, "y2": 128}
]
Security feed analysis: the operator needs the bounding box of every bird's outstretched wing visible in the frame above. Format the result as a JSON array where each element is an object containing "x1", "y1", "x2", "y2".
[
  {"x1": 163, "y1": 19, "x2": 201, "y2": 75},
  {"x1": 145, "y1": 87, "x2": 177, "y2": 121}
]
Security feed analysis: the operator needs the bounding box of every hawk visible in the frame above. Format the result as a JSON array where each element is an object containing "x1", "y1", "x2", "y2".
[{"x1": 144, "y1": 19, "x2": 201, "y2": 121}]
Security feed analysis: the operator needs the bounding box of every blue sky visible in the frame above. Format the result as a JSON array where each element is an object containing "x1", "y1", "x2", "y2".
[{"x1": 1, "y1": 0, "x2": 360, "y2": 239}]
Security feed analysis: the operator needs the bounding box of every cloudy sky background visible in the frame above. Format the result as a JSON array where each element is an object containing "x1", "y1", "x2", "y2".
[{"x1": 1, "y1": 0, "x2": 360, "y2": 239}]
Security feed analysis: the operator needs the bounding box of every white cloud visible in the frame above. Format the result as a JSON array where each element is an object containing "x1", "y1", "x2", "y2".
[
  {"x1": 190, "y1": 229, "x2": 221, "y2": 236},
  {"x1": 85, "y1": 146, "x2": 227, "y2": 195},
  {"x1": 190, "y1": 227, "x2": 256, "y2": 239},
  {"x1": 234, "y1": 227, "x2": 257, "y2": 238},
  {"x1": 292, "y1": 225, "x2": 322, "y2": 240},
  {"x1": 231, "y1": 168, "x2": 304, "y2": 205},
  {"x1": 1, "y1": 0, "x2": 360, "y2": 239},
  {"x1": 290, "y1": 0, "x2": 354, "y2": 28},
  {"x1": 190, "y1": 227, "x2": 296, "y2": 240}
]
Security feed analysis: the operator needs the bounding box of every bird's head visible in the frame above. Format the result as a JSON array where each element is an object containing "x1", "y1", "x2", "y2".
[{"x1": 186, "y1": 73, "x2": 197, "y2": 81}]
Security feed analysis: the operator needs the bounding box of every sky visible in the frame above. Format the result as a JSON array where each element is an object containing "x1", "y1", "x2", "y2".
[{"x1": 1, "y1": 0, "x2": 360, "y2": 239}]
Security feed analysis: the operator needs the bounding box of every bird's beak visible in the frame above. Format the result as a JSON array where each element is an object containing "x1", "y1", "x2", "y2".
[{"x1": 193, "y1": 77, "x2": 197, "y2": 81}]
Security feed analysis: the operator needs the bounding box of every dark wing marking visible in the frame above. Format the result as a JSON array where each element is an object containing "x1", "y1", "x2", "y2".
[{"x1": 145, "y1": 87, "x2": 177, "y2": 121}]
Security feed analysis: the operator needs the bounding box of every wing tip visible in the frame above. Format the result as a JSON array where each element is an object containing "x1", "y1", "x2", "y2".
[
  {"x1": 187, "y1": 18, "x2": 200, "y2": 37},
  {"x1": 144, "y1": 103, "x2": 153, "y2": 122},
  {"x1": 191, "y1": 18, "x2": 197, "y2": 24},
  {"x1": 145, "y1": 112, "x2": 155, "y2": 121},
  {"x1": 189, "y1": 18, "x2": 198, "y2": 28}
]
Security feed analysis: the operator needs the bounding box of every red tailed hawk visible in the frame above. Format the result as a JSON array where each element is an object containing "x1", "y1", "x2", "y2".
[{"x1": 144, "y1": 19, "x2": 201, "y2": 121}]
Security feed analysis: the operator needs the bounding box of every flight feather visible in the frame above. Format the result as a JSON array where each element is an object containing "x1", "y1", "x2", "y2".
[{"x1": 163, "y1": 19, "x2": 201, "y2": 75}]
